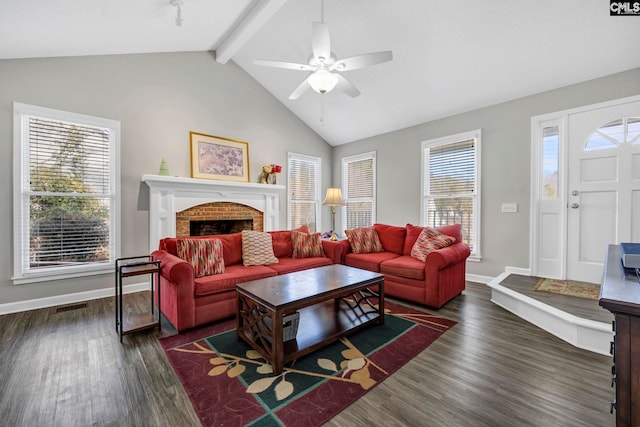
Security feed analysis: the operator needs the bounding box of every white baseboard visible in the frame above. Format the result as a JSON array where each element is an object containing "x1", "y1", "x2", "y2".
[
  {"x1": 0, "y1": 282, "x2": 149, "y2": 315},
  {"x1": 504, "y1": 266, "x2": 531, "y2": 276},
  {"x1": 466, "y1": 273, "x2": 494, "y2": 284}
]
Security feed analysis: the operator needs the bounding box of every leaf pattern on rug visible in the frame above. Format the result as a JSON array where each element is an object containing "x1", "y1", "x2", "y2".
[{"x1": 172, "y1": 306, "x2": 455, "y2": 402}]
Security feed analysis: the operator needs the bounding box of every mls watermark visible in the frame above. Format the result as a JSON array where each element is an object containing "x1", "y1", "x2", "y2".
[{"x1": 610, "y1": 1, "x2": 640, "y2": 15}]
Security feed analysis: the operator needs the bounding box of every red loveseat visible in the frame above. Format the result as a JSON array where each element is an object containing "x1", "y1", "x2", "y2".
[
  {"x1": 339, "y1": 223, "x2": 470, "y2": 308},
  {"x1": 151, "y1": 227, "x2": 343, "y2": 332}
]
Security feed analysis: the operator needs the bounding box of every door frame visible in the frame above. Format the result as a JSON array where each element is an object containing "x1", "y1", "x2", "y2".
[{"x1": 530, "y1": 94, "x2": 640, "y2": 280}]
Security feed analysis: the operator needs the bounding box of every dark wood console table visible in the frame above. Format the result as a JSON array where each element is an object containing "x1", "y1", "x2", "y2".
[{"x1": 599, "y1": 244, "x2": 640, "y2": 426}]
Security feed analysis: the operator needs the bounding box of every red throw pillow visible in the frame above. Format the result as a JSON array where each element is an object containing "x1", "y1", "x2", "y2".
[
  {"x1": 291, "y1": 231, "x2": 325, "y2": 258},
  {"x1": 345, "y1": 226, "x2": 384, "y2": 254},
  {"x1": 176, "y1": 238, "x2": 225, "y2": 277},
  {"x1": 410, "y1": 227, "x2": 456, "y2": 262}
]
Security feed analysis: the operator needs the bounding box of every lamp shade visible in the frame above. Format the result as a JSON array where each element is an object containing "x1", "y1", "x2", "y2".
[
  {"x1": 323, "y1": 188, "x2": 345, "y2": 206},
  {"x1": 308, "y1": 70, "x2": 339, "y2": 94}
]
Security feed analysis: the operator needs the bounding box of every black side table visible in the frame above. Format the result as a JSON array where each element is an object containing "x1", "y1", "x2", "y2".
[{"x1": 115, "y1": 256, "x2": 161, "y2": 342}]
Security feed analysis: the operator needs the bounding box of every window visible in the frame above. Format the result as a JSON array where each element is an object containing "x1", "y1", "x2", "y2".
[
  {"x1": 13, "y1": 103, "x2": 120, "y2": 284},
  {"x1": 342, "y1": 151, "x2": 376, "y2": 229},
  {"x1": 421, "y1": 130, "x2": 481, "y2": 259},
  {"x1": 585, "y1": 117, "x2": 640, "y2": 150},
  {"x1": 287, "y1": 153, "x2": 321, "y2": 232},
  {"x1": 542, "y1": 126, "x2": 559, "y2": 200}
]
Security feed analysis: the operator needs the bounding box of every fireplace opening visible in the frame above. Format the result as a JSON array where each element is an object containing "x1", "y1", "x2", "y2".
[{"x1": 190, "y1": 219, "x2": 253, "y2": 236}]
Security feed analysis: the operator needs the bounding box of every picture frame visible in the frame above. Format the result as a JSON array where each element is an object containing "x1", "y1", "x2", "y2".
[{"x1": 190, "y1": 131, "x2": 250, "y2": 182}]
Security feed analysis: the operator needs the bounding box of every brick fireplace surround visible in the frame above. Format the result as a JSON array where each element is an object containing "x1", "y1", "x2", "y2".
[
  {"x1": 176, "y1": 202, "x2": 263, "y2": 236},
  {"x1": 141, "y1": 174, "x2": 285, "y2": 252}
]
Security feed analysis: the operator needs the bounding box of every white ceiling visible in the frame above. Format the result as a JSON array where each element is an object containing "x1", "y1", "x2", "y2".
[{"x1": 2, "y1": 0, "x2": 639, "y2": 146}]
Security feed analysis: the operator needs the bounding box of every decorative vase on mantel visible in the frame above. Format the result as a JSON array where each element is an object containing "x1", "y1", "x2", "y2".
[{"x1": 270, "y1": 174, "x2": 277, "y2": 185}]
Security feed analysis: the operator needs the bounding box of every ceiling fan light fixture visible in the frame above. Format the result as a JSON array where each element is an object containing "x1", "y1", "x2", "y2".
[{"x1": 308, "y1": 70, "x2": 338, "y2": 94}]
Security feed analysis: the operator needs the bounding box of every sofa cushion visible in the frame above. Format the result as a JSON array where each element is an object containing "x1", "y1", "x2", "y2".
[
  {"x1": 242, "y1": 230, "x2": 279, "y2": 266},
  {"x1": 291, "y1": 231, "x2": 326, "y2": 258},
  {"x1": 269, "y1": 225, "x2": 310, "y2": 258},
  {"x1": 411, "y1": 227, "x2": 457, "y2": 262},
  {"x1": 403, "y1": 223, "x2": 462, "y2": 255},
  {"x1": 268, "y1": 256, "x2": 332, "y2": 274},
  {"x1": 176, "y1": 238, "x2": 225, "y2": 277},
  {"x1": 373, "y1": 223, "x2": 406, "y2": 254},
  {"x1": 193, "y1": 264, "x2": 277, "y2": 296},
  {"x1": 162, "y1": 233, "x2": 244, "y2": 266},
  {"x1": 344, "y1": 251, "x2": 400, "y2": 272},
  {"x1": 345, "y1": 226, "x2": 384, "y2": 254},
  {"x1": 380, "y1": 255, "x2": 425, "y2": 280}
]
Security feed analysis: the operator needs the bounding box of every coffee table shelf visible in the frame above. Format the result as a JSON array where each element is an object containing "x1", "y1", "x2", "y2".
[{"x1": 236, "y1": 265, "x2": 384, "y2": 374}]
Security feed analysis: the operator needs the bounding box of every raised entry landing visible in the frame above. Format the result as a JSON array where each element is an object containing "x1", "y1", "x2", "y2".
[{"x1": 488, "y1": 272, "x2": 613, "y2": 355}]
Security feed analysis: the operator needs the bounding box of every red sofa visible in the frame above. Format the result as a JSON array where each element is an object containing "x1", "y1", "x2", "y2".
[
  {"x1": 151, "y1": 227, "x2": 343, "y2": 332},
  {"x1": 339, "y1": 223, "x2": 470, "y2": 308}
]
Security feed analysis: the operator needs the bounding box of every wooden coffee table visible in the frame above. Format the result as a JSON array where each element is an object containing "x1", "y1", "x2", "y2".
[{"x1": 236, "y1": 264, "x2": 384, "y2": 375}]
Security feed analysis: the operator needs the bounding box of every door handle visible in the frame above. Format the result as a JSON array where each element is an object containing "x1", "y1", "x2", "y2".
[{"x1": 571, "y1": 203, "x2": 579, "y2": 209}]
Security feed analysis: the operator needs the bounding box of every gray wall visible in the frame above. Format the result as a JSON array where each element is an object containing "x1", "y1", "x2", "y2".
[
  {"x1": 333, "y1": 68, "x2": 640, "y2": 278},
  {"x1": 0, "y1": 52, "x2": 332, "y2": 305}
]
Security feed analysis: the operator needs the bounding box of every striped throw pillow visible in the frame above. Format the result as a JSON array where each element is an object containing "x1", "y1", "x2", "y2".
[
  {"x1": 291, "y1": 231, "x2": 325, "y2": 258},
  {"x1": 176, "y1": 238, "x2": 225, "y2": 277},
  {"x1": 345, "y1": 226, "x2": 384, "y2": 254},
  {"x1": 410, "y1": 227, "x2": 456, "y2": 262}
]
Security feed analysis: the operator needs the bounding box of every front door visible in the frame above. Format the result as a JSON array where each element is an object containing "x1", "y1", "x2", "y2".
[{"x1": 566, "y1": 101, "x2": 640, "y2": 283}]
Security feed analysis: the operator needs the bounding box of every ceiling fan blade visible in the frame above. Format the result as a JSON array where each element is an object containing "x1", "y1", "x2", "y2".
[
  {"x1": 288, "y1": 77, "x2": 311, "y2": 100},
  {"x1": 332, "y1": 51, "x2": 393, "y2": 71},
  {"x1": 335, "y1": 74, "x2": 360, "y2": 98},
  {"x1": 254, "y1": 59, "x2": 314, "y2": 71},
  {"x1": 311, "y1": 22, "x2": 331, "y2": 62}
]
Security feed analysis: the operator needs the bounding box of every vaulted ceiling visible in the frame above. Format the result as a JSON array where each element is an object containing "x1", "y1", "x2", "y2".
[{"x1": 2, "y1": 0, "x2": 639, "y2": 146}]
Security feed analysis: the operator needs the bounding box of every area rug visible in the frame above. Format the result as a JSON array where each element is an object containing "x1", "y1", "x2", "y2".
[
  {"x1": 534, "y1": 278, "x2": 600, "y2": 300},
  {"x1": 160, "y1": 301, "x2": 456, "y2": 427}
]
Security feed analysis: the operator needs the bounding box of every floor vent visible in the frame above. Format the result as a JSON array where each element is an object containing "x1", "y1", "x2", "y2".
[{"x1": 55, "y1": 303, "x2": 87, "y2": 313}]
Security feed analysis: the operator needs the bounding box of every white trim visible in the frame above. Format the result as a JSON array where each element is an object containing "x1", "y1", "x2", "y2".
[
  {"x1": 504, "y1": 265, "x2": 531, "y2": 276},
  {"x1": 421, "y1": 129, "x2": 482, "y2": 259},
  {"x1": 341, "y1": 151, "x2": 377, "y2": 229},
  {"x1": 488, "y1": 272, "x2": 612, "y2": 355},
  {"x1": 465, "y1": 273, "x2": 493, "y2": 285},
  {"x1": 529, "y1": 94, "x2": 640, "y2": 280},
  {"x1": 12, "y1": 102, "x2": 121, "y2": 285},
  {"x1": 287, "y1": 152, "x2": 322, "y2": 231},
  {"x1": 0, "y1": 282, "x2": 148, "y2": 315}
]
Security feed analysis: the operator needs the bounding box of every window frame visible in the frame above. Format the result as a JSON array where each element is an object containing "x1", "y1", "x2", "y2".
[
  {"x1": 13, "y1": 102, "x2": 121, "y2": 284},
  {"x1": 421, "y1": 129, "x2": 481, "y2": 261},
  {"x1": 286, "y1": 152, "x2": 321, "y2": 232},
  {"x1": 341, "y1": 151, "x2": 377, "y2": 230}
]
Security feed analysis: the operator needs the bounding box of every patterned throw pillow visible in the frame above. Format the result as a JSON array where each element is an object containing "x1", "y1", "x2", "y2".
[
  {"x1": 241, "y1": 230, "x2": 279, "y2": 266},
  {"x1": 344, "y1": 226, "x2": 384, "y2": 254},
  {"x1": 291, "y1": 231, "x2": 325, "y2": 258},
  {"x1": 410, "y1": 227, "x2": 457, "y2": 262},
  {"x1": 176, "y1": 238, "x2": 225, "y2": 277}
]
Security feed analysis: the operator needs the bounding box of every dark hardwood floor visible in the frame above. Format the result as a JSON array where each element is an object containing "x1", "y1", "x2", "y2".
[{"x1": 0, "y1": 282, "x2": 614, "y2": 427}]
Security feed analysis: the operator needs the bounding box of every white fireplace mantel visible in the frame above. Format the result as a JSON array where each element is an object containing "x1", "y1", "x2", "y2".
[{"x1": 141, "y1": 174, "x2": 285, "y2": 252}]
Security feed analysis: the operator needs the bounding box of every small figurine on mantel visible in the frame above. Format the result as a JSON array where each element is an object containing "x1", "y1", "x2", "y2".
[{"x1": 259, "y1": 163, "x2": 282, "y2": 184}]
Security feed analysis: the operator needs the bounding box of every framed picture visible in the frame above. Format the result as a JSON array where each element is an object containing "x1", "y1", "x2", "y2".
[{"x1": 190, "y1": 131, "x2": 250, "y2": 182}]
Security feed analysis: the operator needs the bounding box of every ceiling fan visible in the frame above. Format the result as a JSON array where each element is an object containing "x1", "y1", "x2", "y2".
[{"x1": 253, "y1": 8, "x2": 392, "y2": 100}]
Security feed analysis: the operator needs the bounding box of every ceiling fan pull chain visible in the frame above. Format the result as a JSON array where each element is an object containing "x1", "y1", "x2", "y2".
[{"x1": 320, "y1": 95, "x2": 325, "y2": 127}]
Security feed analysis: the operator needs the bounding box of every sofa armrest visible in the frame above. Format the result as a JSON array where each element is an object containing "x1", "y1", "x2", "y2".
[
  {"x1": 321, "y1": 239, "x2": 344, "y2": 264},
  {"x1": 424, "y1": 242, "x2": 471, "y2": 271},
  {"x1": 151, "y1": 249, "x2": 197, "y2": 331}
]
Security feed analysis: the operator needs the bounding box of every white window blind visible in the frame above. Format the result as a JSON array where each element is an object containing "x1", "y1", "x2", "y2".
[
  {"x1": 14, "y1": 103, "x2": 120, "y2": 283},
  {"x1": 287, "y1": 153, "x2": 321, "y2": 232},
  {"x1": 422, "y1": 130, "x2": 481, "y2": 258},
  {"x1": 342, "y1": 152, "x2": 376, "y2": 230}
]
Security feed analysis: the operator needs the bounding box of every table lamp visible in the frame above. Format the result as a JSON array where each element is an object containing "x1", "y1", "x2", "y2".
[{"x1": 322, "y1": 187, "x2": 345, "y2": 241}]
